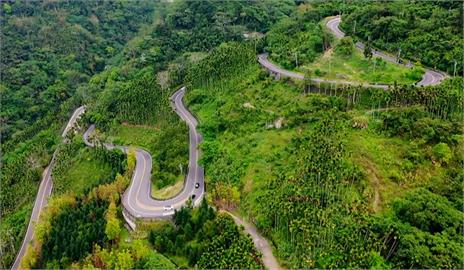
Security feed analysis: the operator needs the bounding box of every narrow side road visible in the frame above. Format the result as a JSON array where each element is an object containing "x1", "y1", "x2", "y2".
[
  {"x1": 11, "y1": 106, "x2": 86, "y2": 270},
  {"x1": 223, "y1": 211, "x2": 281, "y2": 270}
]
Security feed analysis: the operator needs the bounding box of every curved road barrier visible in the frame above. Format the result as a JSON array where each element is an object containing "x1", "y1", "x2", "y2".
[
  {"x1": 258, "y1": 16, "x2": 447, "y2": 88},
  {"x1": 83, "y1": 87, "x2": 204, "y2": 222},
  {"x1": 12, "y1": 106, "x2": 86, "y2": 270}
]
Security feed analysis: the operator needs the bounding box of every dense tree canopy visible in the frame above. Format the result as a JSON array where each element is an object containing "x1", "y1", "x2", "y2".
[{"x1": 149, "y1": 201, "x2": 262, "y2": 269}]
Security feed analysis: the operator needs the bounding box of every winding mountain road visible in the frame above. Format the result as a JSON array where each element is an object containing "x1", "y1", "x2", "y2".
[
  {"x1": 83, "y1": 87, "x2": 204, "y2": 222},
  {"x1": 13, "y1": 87, "x2": 204, "y2": 268},
  {"x1": 326, "y1": 16, "x2": 446, "y2": 86},
  {"x1": 258, "y1": 16, "x2": 447, "y2": 88},
  {"x1": 11, "y1": 106, "x2": 86, "y2": 270}
]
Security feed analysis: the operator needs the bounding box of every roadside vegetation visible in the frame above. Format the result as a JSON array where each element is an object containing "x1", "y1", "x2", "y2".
[
  {"x1": 149, "y1": 201, "x2": 263, "y2": 269},
  {"x1": 20, "y1": 150, "x2": 176, "y2": 269},
  {"x1": 304, "y1": 46, "x2": 423, "y2": 85}
]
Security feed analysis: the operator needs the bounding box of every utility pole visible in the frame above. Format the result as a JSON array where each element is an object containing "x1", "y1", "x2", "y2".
[
  {"x1": 396, "y1": 48, "x2": 401, "y2": 64},
  {"x1": 453, "y1": 60, "x2": 457, "y2": 77},
  {"x1": 295, "y1": 52, "x2": 299, "y2": 68},
  {"x1": 329, "y1": 58, "x2": 331, "y2": 78}
]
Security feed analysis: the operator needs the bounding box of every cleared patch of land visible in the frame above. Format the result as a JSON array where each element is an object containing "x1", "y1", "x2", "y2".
[{"x1": 297, "y1": 48, "x2": 424, "y2": 85}]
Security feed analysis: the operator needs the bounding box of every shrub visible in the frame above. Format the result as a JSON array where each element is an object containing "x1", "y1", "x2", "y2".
[
  {"x1": 334, "y1": 36, "x2": 354, "y2": 56},
  {"x1": 432, "y1": 143, "x2": 452, "y2": 164},
  {"x1": 352, "y1": 115, "x2": 369, "y2": 129}
]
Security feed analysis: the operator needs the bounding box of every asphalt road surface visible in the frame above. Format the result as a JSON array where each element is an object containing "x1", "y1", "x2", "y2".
[
  {"x1": 12, "y1": 106, "x2": 86, "y2": 270},
  {"x1": 83, "y1": 87, "x2": 204, "y2": 221},
  {"x1": 325, "y1": 16, "x2": 447, "y2": 86}
]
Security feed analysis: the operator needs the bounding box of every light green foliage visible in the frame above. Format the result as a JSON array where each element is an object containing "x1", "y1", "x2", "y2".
[
  {"x1": 432, "y1": 143, "x2": 452, "y2": 164},
  {"x1": 305, "y1": 49, "x2": 423, "y2": 85},
  {"x1": 334, "y1": 36, "x2": 355, "y2": 56},
  {"x1": 105, "y1": 201, "x2": 121, "y2": 242},
  {"x1": 264, "y1": 4, "x2": 424, "y2": 85},
  {"x1": 52, "y1": 138, "x2": 126, "y2": 195},
  {"x1": 106, "y1": 122, "x2": 189, "y2": 189}
]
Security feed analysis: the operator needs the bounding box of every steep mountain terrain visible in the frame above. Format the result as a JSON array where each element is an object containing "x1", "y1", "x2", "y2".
[{"x1": 2, "y1": 0, "x2": 462, "y2": 269}]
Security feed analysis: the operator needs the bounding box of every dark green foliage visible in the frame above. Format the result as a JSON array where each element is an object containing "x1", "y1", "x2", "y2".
[
  {"x1": 265, "y1": 17, "x2": 326, "y2": 69},
  {"x1": 128, "y1": 0, "x2": 293, "y2": 74},
  {"x1": 186, "y1": 42, "x2": 256, "y2": 87},
  {"x1": 334, "y1": 36, "x2": 355, "y2": 56},
  {"x1": 185, "y1": 37, "x2": 463, "y2": 269},
  {"x1": 40, "y1": 198, "x2": 109, "y2": 269},
  {"x1": 369, "y1": 189, "x2": 463, "y2": 269},
  {"x1": 88, "y1": 67, "x2": 172, "y2": 128},
  {"x1": 392, "y1": 189, "x2": 462, "y2": 236},
  {"x1": 1, "y1": 0, "x2": 154, "y2": 146},
  {"x1": 336, "y1": 77, "x2": 463, "y2": 120},
  {"x1": 85, "y1": 64, "x2": 189, "y2": 189},
  {"x1": 341, "y1": 1, "x2": 463, "y2": 74},
  {"x1": 152, "y1": 122, "x2": 189, "y2": 188},
  {"x1": 363, "y1": 40, "x2": 373, "y2": 59},
  {"x1": 0, "y1": 2, "x2": 153, "y2": 266},
  {"x1": 149, "y1": 201, "x2": 262, "y2": 269},
  {"x1": 377, "y1": 106, "x2": 462, "y2": 145}
]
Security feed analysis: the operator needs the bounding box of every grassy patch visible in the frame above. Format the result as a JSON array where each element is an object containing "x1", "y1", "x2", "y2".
[
  {"x1": 106, "y1": 124, "x2": 159, "y2": 151},
  {"x1": 299, "y1": 49, "x2": 423, "y2": 85},
  {"x1": 152, "y1": 176, "x2": 184, "y2": 199},
  {"x1": 345, "y1": 116, "x2": 446, "y2": 210},
  {"x1": 53, "y1": 147, "x2": 115, "y2": 195}
]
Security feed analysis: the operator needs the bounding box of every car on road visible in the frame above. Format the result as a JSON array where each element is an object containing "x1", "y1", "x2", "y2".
[
  {"x1": 195, "y1": 182, "x2": 200, "y2": 188},
  {"x1": 163, "y1": 205, "x2": 173, "y2": 211}
]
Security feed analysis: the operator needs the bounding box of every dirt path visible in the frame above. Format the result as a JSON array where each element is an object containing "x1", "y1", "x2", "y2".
[{"x1": 222, "y1": 211, "x2": 281, "y2": 270}]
